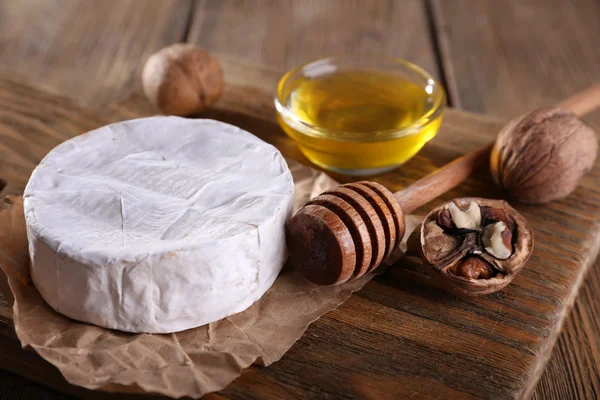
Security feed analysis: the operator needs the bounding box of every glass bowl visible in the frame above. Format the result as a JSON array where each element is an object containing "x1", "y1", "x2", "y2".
[{"x1": 275, "y1": 55, "x2": 446, "y2": 176}]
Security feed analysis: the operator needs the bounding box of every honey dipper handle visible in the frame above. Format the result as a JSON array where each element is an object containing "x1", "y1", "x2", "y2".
[
  {"x1": 557, "y1": 84, "x2": 600, "y2": 117},
  {"x1": 393, "y1": 144, "x2": 492, "y2": 214},
  {"x1": 393, "y1": 84, "x2": 600, "y2": 214}
]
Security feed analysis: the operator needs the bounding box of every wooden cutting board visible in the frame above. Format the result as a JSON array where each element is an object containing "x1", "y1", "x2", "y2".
[{"x1": 1, "y1": 59, "x2": 599, "y2": 400}]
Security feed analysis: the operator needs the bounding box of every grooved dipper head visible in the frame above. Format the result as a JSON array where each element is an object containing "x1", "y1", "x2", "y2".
[{"x1": 287, "y1": 181, "x2": 405, "y2": 285}]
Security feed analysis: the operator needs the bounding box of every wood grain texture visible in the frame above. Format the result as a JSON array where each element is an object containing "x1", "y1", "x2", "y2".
[
  {"x1": 0, "y1": 68, "x2": 106, "y2": 196},
  {"x1": 0, "y1": 0, "x2": 192, "y2": 107},
  {"x1": 0, "y1": 370, "x2": 69, "y2": 400},
  {"x1": 188, "y1": 0, "x2": 440, "y2": 78},
  {"x1": 1, "y1": 60, "x2": 600, "y2": 399},
  {"x1": 432, "y1": 0, "x2": 600, "y2": 121},
  {"x1": 432, "y1": 2, "x2": 600, "y2": 398},
  {"x1": 394, "y1": 143, "x2": 492, "y2": 213}
]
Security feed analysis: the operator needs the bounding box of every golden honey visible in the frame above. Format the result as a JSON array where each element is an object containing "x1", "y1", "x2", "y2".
[{"x1": 275, "y1": 57, "x2": 445, "y2": 176}]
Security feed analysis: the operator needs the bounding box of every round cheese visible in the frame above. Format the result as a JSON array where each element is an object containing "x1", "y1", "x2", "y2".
[{"x1": 23, "y1": 117, "x2": 294, "y2": 333}]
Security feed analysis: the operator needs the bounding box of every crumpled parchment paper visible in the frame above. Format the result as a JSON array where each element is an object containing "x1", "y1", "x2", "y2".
[{"x1": 0, "y1": 158, "x2": 422, "y2": 399}]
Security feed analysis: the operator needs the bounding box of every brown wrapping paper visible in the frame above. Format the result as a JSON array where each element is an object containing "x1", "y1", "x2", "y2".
[{"x1": 0, "y1": 159, "x2": 422, "y2": 399}]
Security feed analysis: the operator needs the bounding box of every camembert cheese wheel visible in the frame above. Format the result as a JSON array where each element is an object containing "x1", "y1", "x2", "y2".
[{"x1": 24, "y1": 117, "x2": 294, "y2": 333}]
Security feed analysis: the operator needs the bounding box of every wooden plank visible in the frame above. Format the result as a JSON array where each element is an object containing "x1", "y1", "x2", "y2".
[
  {"x1": 0, "y1": 67, "x2": 107, "y2": 196},
  {"x1": 0, "y1": 0, "x2": 192, "y2": 107},
  {"x1": 431, "y1": 1, "x2": 600, "y2": 399},
  {"x1": 432, "y1": 0, "x2": 600, "y2": 120},
  {"x1": 0, "y1": 370, "x2": 71, "y2": 400},
  {"x1": 1, "y1": 60, "x2": 600, "y2": 399},
  {"x1": 188, "y1": 0, "x2": 440, "y2": 79}
]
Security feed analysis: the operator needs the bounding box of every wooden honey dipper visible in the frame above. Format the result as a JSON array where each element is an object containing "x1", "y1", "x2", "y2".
[{"x1": 287, "y1": 85, "x2": 600, "y2": 285}]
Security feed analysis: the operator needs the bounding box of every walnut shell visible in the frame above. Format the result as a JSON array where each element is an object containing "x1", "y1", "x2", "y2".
[
  {"x1": 142, "y1": 44, "x2": 224, "y2": 116},
  {"x1": 420, "y1": 198, "x2": 534, "y2": 296},
  {"x1": 491, "y1": 107, "x2": 598, "y2": 204}
]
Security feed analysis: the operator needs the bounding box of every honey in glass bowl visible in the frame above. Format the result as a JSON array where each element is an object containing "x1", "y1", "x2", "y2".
[{"x1": 275, "y1": 56, "x2": 445, "y2": 176}]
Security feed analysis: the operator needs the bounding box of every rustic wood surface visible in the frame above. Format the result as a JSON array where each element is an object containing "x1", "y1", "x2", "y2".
[
  {"x1": 0, "y1": 0, "x2": 599, "y2": 399},
  {"x1": 431, "y1": 2, "x2": 600, "y2": 398},
  {"x1": 0, "y1": 0, "x2": 192, "y2": 107},
  {"x1": 1, "y1": 58, "x2": 600, "y2": 399},
  {"x1": 188, "y1": 0, "x2": 439, "y2": 79}
]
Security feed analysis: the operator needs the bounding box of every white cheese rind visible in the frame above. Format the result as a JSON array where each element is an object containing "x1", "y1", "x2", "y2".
[{"x1": 23, "y1": 117, "x2": 294, "y2": 333}]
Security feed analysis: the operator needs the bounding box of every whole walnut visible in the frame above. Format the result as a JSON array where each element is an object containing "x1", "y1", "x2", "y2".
[
  {"x1": 490, "y1": 107, "x2": 598, "y2": 204},
  {"x1": 142, "y1": 44, "x2": 224, "y2": 117}
]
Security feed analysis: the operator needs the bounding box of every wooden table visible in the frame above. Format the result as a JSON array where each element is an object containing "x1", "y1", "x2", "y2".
[{"x1": 0, "y1": 1, "x2": 598, "y2": 399}]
